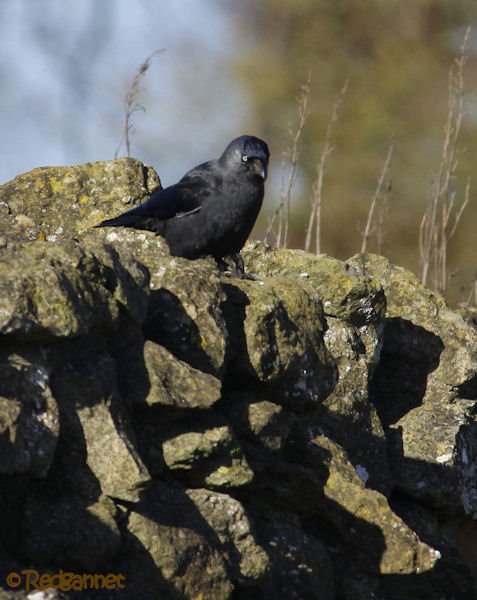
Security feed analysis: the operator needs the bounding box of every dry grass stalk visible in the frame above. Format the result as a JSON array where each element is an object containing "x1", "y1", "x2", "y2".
[
  {"x1": 265, "y1": 73, "x2": 311, "y2": 248},
  {"x1": 305, "y1": 80, "x2": 348, "y2": 254},
  {"x1": 376, "y1": 179, "x2": 392, "y2": 255},
  {"x1": 115, "y1": 49, "x2": 164, "y2": 158},
  {"x1": 463, "y1": 272, "x2": 477, "y2": 308},
  {"x1": 419, "y1": 28, "x2": 470, "y2": 294},
  {"x1": 361, "y1": 140, "x2": 394, "y2": 253}
]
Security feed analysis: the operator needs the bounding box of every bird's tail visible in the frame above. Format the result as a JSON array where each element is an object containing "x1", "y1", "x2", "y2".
[
  {"x1": 96, "y1": 213, "x2": 166, "y2": 235},
  {"x1": 96, "y1": 213, "x2": 140, "y2": 228}
]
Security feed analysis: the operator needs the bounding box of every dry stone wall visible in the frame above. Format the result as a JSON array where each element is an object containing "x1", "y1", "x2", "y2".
[{"x1": 0, "y1": 161, "x2": 476, "y2": 599}]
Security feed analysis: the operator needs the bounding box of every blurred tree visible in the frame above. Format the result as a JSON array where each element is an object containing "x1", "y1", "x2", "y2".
[{"x1": 229, "y1": 0, "x2": 477, "y2": 302}]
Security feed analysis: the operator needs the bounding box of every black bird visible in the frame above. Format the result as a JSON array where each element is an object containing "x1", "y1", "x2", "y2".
[{"x1": 97, "y1": 135, "x2": 269, "y2": 262}]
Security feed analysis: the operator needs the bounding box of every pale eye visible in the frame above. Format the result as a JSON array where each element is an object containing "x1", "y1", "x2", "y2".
[{"x1": 241, "y1": 155, "x2": 248, "y2": 163}]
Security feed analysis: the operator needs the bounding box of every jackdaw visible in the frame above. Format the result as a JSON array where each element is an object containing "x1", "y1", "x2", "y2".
[{"x1": 97, "y1": 135, "x2": 270, "y2": 262}]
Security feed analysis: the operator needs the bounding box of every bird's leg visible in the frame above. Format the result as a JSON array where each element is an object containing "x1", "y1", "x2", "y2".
[
  {"x1": 231, "y1": 253, "x2": 244, "y2": 275},
  {"x1": 217, "y1": 254, "x2": 255, "y2": 280},
  {"x1": 216, "y1": 256, "x2": 236, "y2": 277}
]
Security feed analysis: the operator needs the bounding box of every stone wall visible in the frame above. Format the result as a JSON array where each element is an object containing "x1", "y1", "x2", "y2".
[{"x1": 0, "y1": 160, "x2": 476, "y2": 599}]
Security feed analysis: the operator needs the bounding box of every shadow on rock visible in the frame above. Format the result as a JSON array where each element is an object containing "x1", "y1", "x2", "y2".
[
  {"x1": 146, "y1": 288, "x2": 218, "y2": 375},
  {"x1": 369, "y1": 317, "x2": 444, "y2": 428},
  {"x1": 220, "y1": 283, "x2": 256, "y2": 388},
  {"x1": 111, "y1": 481, "x2": 234, "y2": 599}
]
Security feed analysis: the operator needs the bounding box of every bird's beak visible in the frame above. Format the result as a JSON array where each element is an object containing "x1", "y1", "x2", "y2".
[{"x1": 252, "y1": 158, "x2": 267, "y2": 180}]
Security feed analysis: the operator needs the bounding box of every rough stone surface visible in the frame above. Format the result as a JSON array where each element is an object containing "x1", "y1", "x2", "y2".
[
  {"x1": 0, "y1": 240, "x2": 149, "y2": 340},
  {"x1": 0, "y1": 158, "x2": 160, "y2": 241},
  {"x1": 321, "y1": 318, "x2": 391, "y2": 495},
  {"x1": 312, "y1": 434, "x2": 439, "y2": 575},
  {"x1": 50, "y1": 346, "x2": 150, "y2": 502},
  {"x1": 0, "y1": 162, "x2": 475, "y2": 599},
  {"x1": 140, "y1": 414, "x2": 254, "y2": 490},
  {"x1": 145, "y1": 253, "x2": 228, "y2": 377},
  {"x1": 185, "y1": 488, "x2": 269, "y2": 584},
  {"x1": 120, "y1": 482, "x2": 233, "y2": 600},
  {"x1": 243, "y1": 242, "x2": 386, "y2": 325},
  {"x1": 0, "y1": 346, "x2": 59, "y2": 478},
  {"x1": 20, "y1": 495, "x2": 120, "y2": 571},
  {"x1": 223, "y1": 397, "x2": 290, "y2": 453},
  {"x1": 251, "y1": 511, "x2": 335, "y2": 600},
  {"x1": 350, "y1": 253, "x2": 477, "y2": 517},
  {"x1": 222, "y1": 275, "x2": 337, "y2": 409},
  {"x1": 83, "y1": 227, "x2": 228, "y2": 378},
  {"x1": 142, "y1": 340, "x2": 222, "y2": 410}
]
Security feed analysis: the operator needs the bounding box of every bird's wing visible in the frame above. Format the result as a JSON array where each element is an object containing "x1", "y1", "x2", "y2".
[
  {"x1": 129, "y1": 160, "x2": 220, "y2": 220},
  {"x1": 96, "y1": 160, "x2": 222, "y2": 230}
]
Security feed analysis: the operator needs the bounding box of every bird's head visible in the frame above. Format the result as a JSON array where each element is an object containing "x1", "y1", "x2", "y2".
[{"x1": 220, "y1": 135, "x2": 270, "y2": 180}]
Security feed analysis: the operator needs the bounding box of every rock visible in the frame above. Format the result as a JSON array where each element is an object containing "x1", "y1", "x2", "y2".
[
  {"x1": 141, "y1": 340, "x2": 222, "y2": 410},
  {"x1": 85, "y1": 227, "x2": 228, "y2": 378},
  {"x1": 80, "y1": 224, "x2": 170, "y2": 268},
  {"x1": 121, "y1": 482, "x2": 233, "y2": 599},
  {"x1": 440, "y1": 515, "x2": 477, "y2": 577},
  {"x1": 76, "y1": 235, "x2": 151, "y2": 326},
  {"x1": 227, "y1": 245, "x2": 391, "y2": 500},
  {"x1": 222, "y1": 275, "x2": 337, "y2": 409},
  {"x1": 0, "y1": 158, "x2": 161, "y2": 241},
  {"x1": 246, "y1": 423, "x2": 442, "y2": 579},
  {"x1": 0, "y1": 240, "x2": 149, "y2": 341},
  {"x1": 350, "y1": 254, "x2": 477, "y2": 515},
  {"x1": 251, "y1": 511, "x2": 334, "y2": 600},
  {"x1": 223, "y1": 396, "x2": 290, "y2": 453},
  {"x1": 50, "y1": 345, "x2": 150, "y2": 502},
  {"x1": 320, "y1": 318, "x2": 391, "y2": 495},
  {"x1": 0, "y1": 157, "x2": 475, "y2": 597},
  {"x1": 238, "y1": 244, "x2": 390, "y2": 492},
  {"x1": 185, "y1": 488, "x2": 269, "y2": 584},
  {"x1": 109, "y1": 321, "x2": 223, "y2": 414},
  {"x1": 156, "y1": 414, "x2": 254, "y2": 489},
  {"x1": 242, "y1": 242, "x2": 386, "y2": 325},
  {"x1": 0, "y1": 346, "x2": 58, "y2": 478},
  {"x1": 20, "y1": 494, "x2": 120, "y2": 571},
  {"x1": 387, "y1": 497, "x2": 477, "y2": 597},
  {"x1": 146, "y1": 254, "x2": 227, "y2": 377},
  {"x1": 312, "y1": 434, "x2": 440, "y2": 576}
]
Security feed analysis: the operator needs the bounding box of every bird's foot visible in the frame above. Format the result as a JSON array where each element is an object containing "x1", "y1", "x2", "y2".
[{"x1": 217, "y1": 254, "x2": 255, "y2": 280}]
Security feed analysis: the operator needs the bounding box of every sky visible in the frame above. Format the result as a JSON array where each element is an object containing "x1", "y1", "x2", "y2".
[{"x1": 0, "y1": 0, "x2": 250, "y2": 186}]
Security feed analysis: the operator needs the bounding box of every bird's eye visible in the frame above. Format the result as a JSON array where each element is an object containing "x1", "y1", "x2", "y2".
[{"x1": 241, "y1": 155, "x2": 248, "y2": 163}]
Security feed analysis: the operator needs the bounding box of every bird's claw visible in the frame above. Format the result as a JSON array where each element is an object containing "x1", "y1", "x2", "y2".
[{"x1": 217, "y1": 254, "x2": 255, "y2": 280}]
